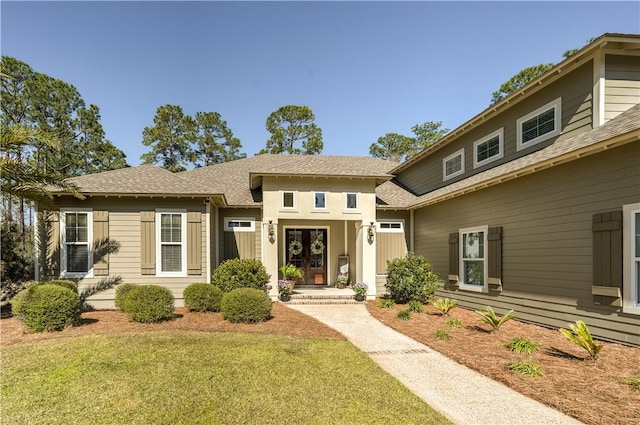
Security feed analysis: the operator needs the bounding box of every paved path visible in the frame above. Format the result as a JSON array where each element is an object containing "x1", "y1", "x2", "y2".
[{"x1": 287, "y1": 304, "x2": 584, "y2": 425}]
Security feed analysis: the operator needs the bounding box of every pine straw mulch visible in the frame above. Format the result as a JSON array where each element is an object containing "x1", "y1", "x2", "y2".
[{"x1": 366, "y1": 301, "x2": 640, "y2": 425}]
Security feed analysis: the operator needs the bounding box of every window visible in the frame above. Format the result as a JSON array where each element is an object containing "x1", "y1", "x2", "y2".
[
  {"x1": 313, "y1": 192, "x2": 327, "y2": 210},
  {"x1": 377, "y1": 221, "x2": 404, "y2": 233},
  {"x1": 344, "y1": 193, "x2": 358, "y2": 211},
  {"x1": 224, "y1": 218, "x2": 255, "y2": 232},
  {"x1": 459, "y1": 226, "x2": 488, "y2": 292},
  {"x1": 623, "y1": 203, "x2": 640, "y2": 314},
  {"x1": 443, "y1": 148, "x2": 465, "y2": 180},
  {"x1": 282, "y1": 191, "x2": 295, "y2": 209},
  {"x1": 517, "y1": 98, "x2": 562, "y2": 151},
  {"x1": 61, "y1": 210, "x2": 93, "y2": 277},
  {"x1": 473, "y1": 128, "x2": 504, "y2": 168},
  {"x1": 156, "y1": 211, "x2": 186, "y2": 276}
]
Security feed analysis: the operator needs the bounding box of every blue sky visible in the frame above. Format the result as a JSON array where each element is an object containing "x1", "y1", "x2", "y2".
[{"x1": 2, "y1": 1, "x2": 639, "y2": 167}]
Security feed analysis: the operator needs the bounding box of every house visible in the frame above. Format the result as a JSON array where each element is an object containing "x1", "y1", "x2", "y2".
[{"x1": 37, "y1": 33, "x2": 640, "y2": 345}]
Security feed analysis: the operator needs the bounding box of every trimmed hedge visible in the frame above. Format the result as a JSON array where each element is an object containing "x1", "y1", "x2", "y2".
[
  {"x1": 14, "y1": 284, "x2": 81, "y2": 332},
  {"x1": 40, "y1": 280, "x2": 78, "y2": 292},
  {"x1": 221, "y1": 288, "x2": 272, "y2": 323},
  {"x1": 114, "y1": 283, "x2": 137, "y2": 310},
  {"x1": 385, "y1": 252, "x2": 441, "y2": 304},
  {"x1": 211, "y1": 258, "x2": 270, "y2": 293},
  {"x1": 183, "y1": 283, "x2": 223, "y2": 312},
  {"x1": 123, "y1": 285, "x2": 175, "y2": 323}
]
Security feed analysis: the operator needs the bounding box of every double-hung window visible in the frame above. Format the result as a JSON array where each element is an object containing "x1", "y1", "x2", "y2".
[
  {"x1": 156, "y1": 211, "x2": 186, "y2": 276},
  {"x1": 517, "y1": 98, "x2": 562, "y2": 151},
  {"x1": 282, "y1": 191, "x2": 296, "y2": 209},
  {"x1": 623, "y1": 203, "x2": 640, "y2": 314},
  {"x1": 459, "y1": 226, "x2": 488, "y2": 292},
  {"x1": 61, "y1": 210, "x2": 93, "y2": 277}
]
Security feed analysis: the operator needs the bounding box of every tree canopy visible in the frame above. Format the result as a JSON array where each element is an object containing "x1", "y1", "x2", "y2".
[
  {"x1": 259, "y1": 105, "x2": 323, "y2": 155},
  {"x1": 369, "y1": 121, "x2": 448, "y2": 162}
]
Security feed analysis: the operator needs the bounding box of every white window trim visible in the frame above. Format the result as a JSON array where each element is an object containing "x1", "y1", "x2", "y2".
[
  {"x1": 312, "y1": 191, "x2": 328, "y2": 211},
  {"x1": 516, "y1": 97, "x2": 562, "y2": 151},
  {"x1": 224, "y1": 217, "x2": 256, "y2": 232},
  {"x1": 376, "y1": 221, "x2": 404, "y2": 233},
  {"x1": 344, "y1": 192, "x2": 359, "y2": 212},
  {"x1": 281, "y1": 191, "x2": 297, "y2": 210},
  {"x1": 443, "y1": 148, "x2": 465, "y2": 181},
  {"x1": 459, "y1": 225, "x2": 488, "y2": 293},
  {"x1": 60, "y1": 209, "x2": 94, "y2": 278},
  {"x1": 623, "y1": 203, "x2": 640, "y2": 315},
  {"x1": 155, "y1": 210, "x2": 187, "y2": 277},
  {"x1": 473, "y1": 128, "x2": 504, "y2": 168}
]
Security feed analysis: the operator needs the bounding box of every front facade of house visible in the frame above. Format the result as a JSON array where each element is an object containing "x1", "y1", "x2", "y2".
[{"x1": 38, "y1": 33, "x2": 640, "y2": 345}]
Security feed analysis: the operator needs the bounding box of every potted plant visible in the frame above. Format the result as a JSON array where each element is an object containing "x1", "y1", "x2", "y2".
[
  {"x1": 336, "y1": 274, "x2": 348, "y2": 289},
  {"x1": 279, "y1": 263, "x2": 302, "y2": 291},
  {"x1": 277, "y1": 280, "x2": 293, "y2": 301},
  {"x1": 352, "y1": 282, "x2": 368, "y2": 301}
]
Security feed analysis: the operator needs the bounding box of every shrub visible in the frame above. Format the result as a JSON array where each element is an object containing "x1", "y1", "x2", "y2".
[
  {"x1": 505, "y1": 337, "x2": 540, "y2": 354},
  {"x1": 407, "y1": 300, "x2": 425, "y2": 313},
  {"x1": 559, "y1": 320, "x2": 603, "y2": 360},
  {"x1": 41, "y1": 280, "x2": 78, "y2": 292},
  {"x1": 432, "y1": 298, "x2": 457, "y2": 316},
  {"x1": 435, "y1": 329, "x2": 451, "y2": 340},
  {"x1": 384, "y1": 252, "x2": 441, "y2": 304},
  {"x1": 123, "y1": 285, "x2": 175, "y2": 323},
  {"x1": 10, "y1": 288, "x2": 31, "y2": 319},
  {"x1": 211, "y1": 258, "x2": 270, "y2": 293},
  {"x1": 508, "y1": 360, "x2": 544, "y2": 377},
  {"x1": 221, "y1": 288, "x2": 272, "y2": 323},
  {"x1": 475, "y1": 306, "x2": 516, "y2": 332},
  {"x1": 446, "y1": 317, "x2": 463, "y2": 329},
  {"x1": 114, "y1": 283, "x2": 137, "y2": 310},
  {"x1": 378, "y1": 298, "x2": 395, "y2": 309},
  {"x1": 396, "y1": 309, "x2": 412, "y2": 321},
  {"x1": 622, "y1": 376, "x2": 640, "y2": 391},
  {"x1": 183, "y1": 283, "x2": 223, "y2": 312},
  {"x1": 16, "y1": 284, "x2": 81, "y2": 332}
]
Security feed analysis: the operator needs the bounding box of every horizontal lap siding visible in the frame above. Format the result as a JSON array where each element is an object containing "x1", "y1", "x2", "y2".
[
  {"x1": 413, "y1": 142, "x2": 640, "y2": 345},
  {"x1": 604, "y1": 55, "x2": 640, "y2": 122}
]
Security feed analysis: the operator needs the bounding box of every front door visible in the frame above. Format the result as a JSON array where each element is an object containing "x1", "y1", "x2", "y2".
[{"x1": 285, "y1": 229, "x2": 327, "y2": 285}]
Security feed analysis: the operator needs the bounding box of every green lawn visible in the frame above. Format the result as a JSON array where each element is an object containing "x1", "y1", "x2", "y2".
[{"x1": 1, "y1": 331, "x2": 450, "y2": 424}]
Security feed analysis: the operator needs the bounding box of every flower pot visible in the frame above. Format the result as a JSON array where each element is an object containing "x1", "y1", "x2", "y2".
[
  {"x1": 337, "y1": 284, "x2": 345, "y2": 289},
  {"x1": 355, "y1": 294, "x2": 365, "y2": 301},
  {"x1": 280, "y1": 294, "x2": 291, "y2": 302}
]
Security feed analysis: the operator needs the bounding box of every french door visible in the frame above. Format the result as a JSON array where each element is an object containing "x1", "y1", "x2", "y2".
[{"x1": 285, "y1": 228, "x2": 327, "y2": 285}]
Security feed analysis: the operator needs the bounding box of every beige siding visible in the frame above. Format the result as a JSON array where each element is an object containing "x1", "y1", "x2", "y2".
[
  {"x1": 604, "y1": 55, "x2": 640, "y2": 122},
  {"x1": 413, "y1": 142, "x2": 640, "y2": 345},
  {"x1": 217, "y1": 208, "x2": 262, "y2": 263},
  {"x1": 376, "y1": 233, "x2": 407, "y2": 274},
  {"x1": 223, "y1": 232, "x2": 256, "y2": 260},
  {"x1": 397, "y1": 62, "x2": 594, "y2": 196}
]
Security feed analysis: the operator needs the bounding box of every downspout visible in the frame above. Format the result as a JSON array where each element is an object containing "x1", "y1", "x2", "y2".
[
  {"x1": 410, "y1": 209, "x2": 415, "y2": 252},
  {"x1": 205, "y1": 198, "x2": 211, "y2": 283}
]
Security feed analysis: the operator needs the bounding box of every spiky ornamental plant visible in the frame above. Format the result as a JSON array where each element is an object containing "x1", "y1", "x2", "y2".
[
  {"x1": 432, "y1": 298, "x2": 457, "y2": 316},
  {"x1": 475, "y1": 306, "x2": 516, "y2": 332},
  {"x1": 559, "y1": 320, "x2": 603, "y2": 360}
]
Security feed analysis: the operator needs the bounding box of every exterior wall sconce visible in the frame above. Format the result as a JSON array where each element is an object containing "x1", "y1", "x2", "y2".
[
  {"x1": 268, "y1": 220, "x2": 275, "y2": 242},
  {"x1": 367, "y1": 221, "x2": 375, "y2": 244}
]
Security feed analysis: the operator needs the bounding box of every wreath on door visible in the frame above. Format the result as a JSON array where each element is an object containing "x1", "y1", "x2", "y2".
[
  {"x1": 310, "y1": 238, "x2": 325, "y2": 255},
  {"x1": 288, "y1": 240, "x2": 303, "y2": 255}
]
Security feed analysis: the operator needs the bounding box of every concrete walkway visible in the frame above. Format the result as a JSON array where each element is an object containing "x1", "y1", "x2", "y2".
[{"x1": 287, "y1": 304, "x2": 583, "y2": 425}]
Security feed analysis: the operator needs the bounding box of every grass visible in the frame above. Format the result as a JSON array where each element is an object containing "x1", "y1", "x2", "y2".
[
  {"x1": 1, "y1": 331, "x2": 450, "y2": 425},
  {"x1": 505, "y1": 336, "x2": 540, "y2": 354},
  {"x1": 508, "y1": 359, "x2": 544, "y2": 377}
]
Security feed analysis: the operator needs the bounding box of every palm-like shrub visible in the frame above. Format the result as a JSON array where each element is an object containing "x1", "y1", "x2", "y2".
[
  {"x1": 123, "y1": 285, "x2": 175, "y2": 323},
  {"x1": 183, "y1": 283, "x2": 223, "y2": 312},
  {"x1": 559, "y1": 320, "x2": 603, "y2": 360},
  {"x1": 221, "y1": 288, "x2": 272, "y2": 323},
  {"x1": 432, "y1": 298, "x2": 457, "y2": 316},
  {"x1": 385, "y1": 252, "x2": 441, "y2": 304},
  {"x1": 114, "y1": 283, "x2": 137, "y2": 310},
  {"x1": 14, "y1": 284, "x2": 81, "y2": 332},
  {"x1": 475, "y1": 306, "x2": 516, "y2": 332},
  {"x1": 211, "y1": 259, "x2": 270, "y2": 293}
]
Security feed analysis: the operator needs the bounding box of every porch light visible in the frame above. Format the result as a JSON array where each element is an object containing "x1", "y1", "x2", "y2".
[
  {"x1": 268, "y1": 220, "x2": 275, "y2": 239},
  {"x1": 367, "y1": 221, "x2": 375, "y2": 244}
]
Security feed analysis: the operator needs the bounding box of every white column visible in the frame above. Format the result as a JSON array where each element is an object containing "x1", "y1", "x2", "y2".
[
  {"x1": 262, "y1": 219, "x2": 279, "y2": 298},
  {"x1": 357, "y1": 220, "x2": 377, "y2": 299}
]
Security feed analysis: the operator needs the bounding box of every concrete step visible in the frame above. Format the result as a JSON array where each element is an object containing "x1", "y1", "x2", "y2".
[{"x1": 280, "y1": 293, "x2": 364, "y2": 305}]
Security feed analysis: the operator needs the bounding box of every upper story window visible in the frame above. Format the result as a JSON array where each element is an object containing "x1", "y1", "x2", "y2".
[
  {"x1": 473, "y1": 128, "x2": 504, "y2": 168},
  {"x1": 224, "y1": 218, "x2": 255, "y2": 232},
  {"x1": 443, "y1": 148, "x2": 465, "y2": 181},
  {"x1": 282, "y1": 191, "x2": 296, "y2": 209},
  {"x1": 156, "y1": 211, "x2": 186, "y2": 277},
  {"x1": 344, "y1": 193, "x2": 359, "y2": 211},
  {"x1": 313, "y1": 192, "x2": 327, "y2": 210},
  {"x1": 61, "y1": 210, "x2": 93, "y2": 277},
  {"x1": 517, "y1": 97, "x2": 562, "y2": 151}
]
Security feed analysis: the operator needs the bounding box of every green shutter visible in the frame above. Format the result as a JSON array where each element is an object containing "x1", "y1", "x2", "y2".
[
  {"x1": 592, "y1": 211, "x2": 623, "y2": 306},
  {"x1": 187, "y1": 212, "x2": 202, "y2": 275},
  {"x1": 93, "y1": 211, "x2": 109, "y2": 276},
  {"x1": 140, "y1": 211, "x2": 155, "y2": 275}
]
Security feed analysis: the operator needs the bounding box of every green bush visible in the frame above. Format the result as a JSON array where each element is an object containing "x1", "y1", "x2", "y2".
[
  {"x1": 220, "y1": 288, "x2": 272, "y2": 323},
  {"x1": 15, "y1": 284, "x2": 81, "y2": 332},
  {"x1": 10, "y1": 288, "x2": 31, "y2": 319},
  {"x1": 505, "y1": 336, "x2": 540, "y2": 354},
  {"x1": 435, "y1": 329, "x2": 451, "y2": 340},
  {"x1": 385, "y1": 252, "x2": 441, "y2": 304},
  {"x1": 378, "y1": 298, "x2": 395, "y2": 309},
  {"x1": 114, "y1": 283, "x2": 137, "y2": 310},
  {"x1": 446, "y1": 317, "x2": 463, "y2": 329},
  {"x1": 396, "y1": 309, "x2": 412, "y2": 321},
  {"x1": 407, "y1": 300, "x2": 425, "y2": 313},
  {"x1": 508, "y1": 359, "x2": 544, "y2": 377},
  {"x1": 123, "y1": 285, "x2": 175, "y2": 323},
  {"x1": 211, "y1": 258, "x2": 271, "y2": 293},
  {"x1": 40, "y1": 280, "x2": 78, "y2": 292},
  {"x1": 183, "y1": 283, "x2": 223, "y2": 312}
]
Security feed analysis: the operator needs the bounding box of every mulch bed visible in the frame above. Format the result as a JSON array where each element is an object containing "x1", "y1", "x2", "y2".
[{"x1": 366, "y1": 301, "x2": 640, "y2": 425}]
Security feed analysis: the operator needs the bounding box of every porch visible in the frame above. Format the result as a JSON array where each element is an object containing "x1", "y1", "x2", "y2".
[{"x1": 278, "y1": 286, "x2": 367, "y2": 304}]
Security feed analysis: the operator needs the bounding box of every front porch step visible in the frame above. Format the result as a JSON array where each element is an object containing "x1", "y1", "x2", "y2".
[{"x1": 280, "y1": 293, "x2": 364, "y2": 305}]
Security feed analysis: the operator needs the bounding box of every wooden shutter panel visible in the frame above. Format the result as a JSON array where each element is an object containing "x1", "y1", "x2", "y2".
[
  {"x1": 448, "y1": 232, "x2": 459, "y2": 283},
  {"x1": 592, "y1": 211, "x2": 623, "y2": 306},
  {"x1": 140, "y1": 211, "x2": 155, "y2": 275},
  {"x1": 46, "y1": 211, "x2": 61, "y2": 279},
  {"x1": 93, "y1": 211, "x2": 109, "y2": 276},
  {"x1": 187, "y1": 212, "x2": 202, "y2": 275},
  {"x1": 488, "y1": 227, "x2": 503, "y2": 280}
]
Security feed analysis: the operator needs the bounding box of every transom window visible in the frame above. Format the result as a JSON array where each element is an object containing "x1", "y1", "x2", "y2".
[
  {"x1": 224, "y1": 218, "x2": 255, "y2": 232},
  {"x1": 459, "y1": 226, "x2": 488, "y2": 292},
  {"x1": 62, "y1": 210, "x2": 92, "y2": 276},
  {"x1": 377, "y1": 221, "x2": 404, "y2": 233},
  {"x1": 156, "y1": 211, "x2": 186, "y2": 276},
  {"x1": 473, "y1": 129, "x2": 504, "y2": 168},
  {"x1": 282, "y1": 191, "x2": 295, "y2": 209},
  {"x1": 517, "y1": 98, "x2": 562, "y2": 151},
  {"x1": 313, "y1": 192, "x2": 327, "y2": 209},
  {"x1": 443, "y1": 148, "x2": 465, "y2": 180},
  {"x1": 345, "y1": 193, "x2": 358, "y2": 210}
]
